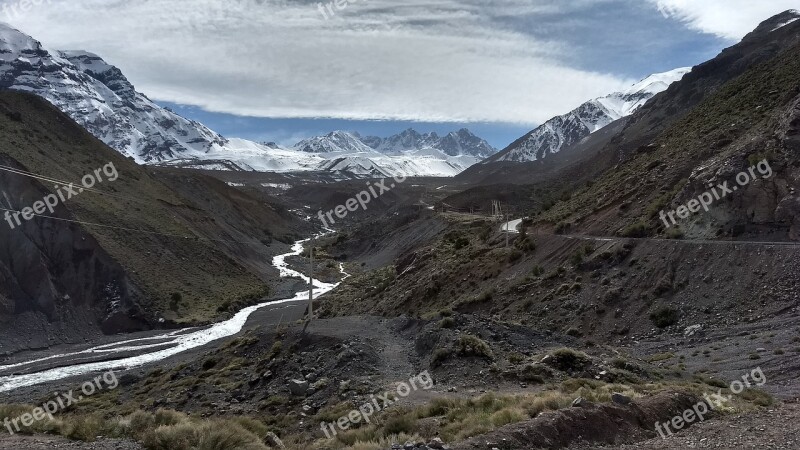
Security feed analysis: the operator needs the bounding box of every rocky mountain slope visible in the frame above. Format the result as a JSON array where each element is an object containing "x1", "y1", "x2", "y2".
[
  {"x1": 484, "y1": 68, "x2": 690, "y2": 164},
  {"x1": 0, "y1": 23, "x2": 495, "y2": 178},
  {"x1": 533, "y1": 9, "x2": 800, "y2": 240}
]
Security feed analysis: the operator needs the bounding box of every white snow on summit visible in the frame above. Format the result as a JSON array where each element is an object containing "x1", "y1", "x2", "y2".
[
  {"x1": 0, "y1": 23, "x2": 496, "y2": 178},
  {"x1": 488, "y1": 67, "x2": 691, "y2": 163},
  {"x1": 772, "y1": 10, "x2": 799, "y2": 32}
]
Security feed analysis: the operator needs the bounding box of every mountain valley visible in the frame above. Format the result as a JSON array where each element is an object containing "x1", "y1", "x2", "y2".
[{"x1": 1, "y1": 7, "x2": 800, "y2": 450}]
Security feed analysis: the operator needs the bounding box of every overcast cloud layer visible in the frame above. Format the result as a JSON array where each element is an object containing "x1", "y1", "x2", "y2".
[
  {"x1": 652, "y1": 0, "x2": 799, "y2": 40},
  {"x1": 0, "y1": 0, "x2": 795, "y2": 124}
]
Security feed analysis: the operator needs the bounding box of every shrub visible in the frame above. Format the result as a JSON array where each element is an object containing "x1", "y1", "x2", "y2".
[
  {"x1": 516, "y1": 364, "x2": 551, "y2": 383},
  {"x1": 62, "y1": 415, "x2": 105, "y2": 442},
  {"x1": 457, "y1": 290, "x2": 494, "y2": 309},
  {"x1": 570, "y1": 251, "x2": 584, "y2": 267},
  {"x1": 565, "y1": 327, "x2": 582, "y2": 337},
  {"x1": 154, "y1": 409, "x2": 186, "y2": 427},
  {"x1": 515, "y1": 238, "x2": 536, "y2": 252},
  {"x1": 201, "y1": 358, "x2": 217, "y2": 370},
  {"x1": 544, "y1": 348, "x2": 592, "y2": 372},
  {"x1": 665, "y1": 227, "x2": 684, "y2": 239},
  {"x1": 141, "y1": 423, "x2": 198, "y2": 450},
  {"x1": 438, "y1": 317, "x2": 456, "y2": 329},
  {"x1": 431, "y1": 348, "x2": 453, "y2": 368},
  {"x1": 268, "y1": 341, "x2": 282, "y2": 359},
  {"x1": 382, "y1": 415, "x2": 415, "y2": 435},
  {"x1": 748, "y1": 153, "x2": 771, "y2": 167},
  {"x1": 169, "y1": 293, "x2": 182, "y2": 311},
  {"x1": 740, "y1": 389, "x2": 773, "y2": 407},
  {"x1": 128, "y1": 410, "x2": 157, "y2": 436},
  {"x1": 455, "y1": 335, "x2": 493, "y2": 360},
  {"x1": 489, "y1": 408, "x2": 526, "y2": 427},
  {"x1": 619, "y1": 221, "x2": 650, "y2": 238},
  {"x1": 508, "y1": 353, "x2": 525, "y2": 364},
  {"x1": 143, "y1": 421, "x2": 267, "y2": 450},
  {"x1": 649, "y1": 307, "x2": 679, "y2": 328}
]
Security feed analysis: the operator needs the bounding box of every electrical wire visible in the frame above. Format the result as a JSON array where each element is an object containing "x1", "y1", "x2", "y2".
[{"x1": 0, "y1": 164, "x2": 153, "y2": 205}]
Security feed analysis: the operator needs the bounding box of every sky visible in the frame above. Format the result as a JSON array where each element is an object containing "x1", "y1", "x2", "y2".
[{"x1": 0, "y1": 0, "x2": 797, "y2": 149}]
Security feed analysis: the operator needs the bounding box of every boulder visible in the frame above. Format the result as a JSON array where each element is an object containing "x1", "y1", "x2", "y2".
[{"x1": 288, "y1": 379, "x2": 309, "y2": 396}]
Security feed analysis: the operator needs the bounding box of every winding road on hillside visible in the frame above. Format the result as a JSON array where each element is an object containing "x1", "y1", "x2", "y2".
[
  {"x1": 0, "y1": 237, "x2": 347, "y2": 393},
  {"x1": 500, "y1": 218, "x2": 800, "y2": 246}
]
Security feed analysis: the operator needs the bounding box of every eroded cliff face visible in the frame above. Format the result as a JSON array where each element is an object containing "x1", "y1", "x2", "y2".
[
  {"x1": 0, "y1": 155, "x2": 149, "y2": 354},
  {"x1": 773, "y1": 95, "x2": 800, "y2": 239}
]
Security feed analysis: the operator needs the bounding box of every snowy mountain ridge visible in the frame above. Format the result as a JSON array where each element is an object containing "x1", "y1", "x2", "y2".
[
  {"x1": 486, "y1": 67, "x2": 691, "y2": 163},
  {"x1": 0, "y1": 23, "x2": 495, "y2": 178}
]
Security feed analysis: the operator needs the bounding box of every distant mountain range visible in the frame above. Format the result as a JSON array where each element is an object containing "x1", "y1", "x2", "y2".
[
  {"x1": 0, "y1": 23, "x2": 497, "y2": 179},
  {"x1": 0, "y1": 22, "x2": 696, "y2": 179},
  {"x1": 485, "y1": 68, "x2": 691, "y2": 164}
]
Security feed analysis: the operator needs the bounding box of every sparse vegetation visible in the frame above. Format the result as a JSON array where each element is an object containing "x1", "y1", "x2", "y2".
[
  {"x1": 543, "y1": 348, "x2": 592, "y2": 372},
  {"x1": 619, "y1": 221, "x2": 650, "y2": 238},
  {"x1": 455, "y1": 334, "x2": 494, "y2": 360},
  {"x1": 650, "y1": 307, "x2": 679, "y2": 328}
]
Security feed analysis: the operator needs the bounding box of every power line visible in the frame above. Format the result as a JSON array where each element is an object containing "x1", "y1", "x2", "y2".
[
  {"x1": 0, "y1": 164, "x2": 274, "y2": 246},
  {"x1": 0, "y1": 206, "x2": 268, "y2": 247},
  {"x1": 0, "y1": 164, "x2": 152, "y2": 205}
]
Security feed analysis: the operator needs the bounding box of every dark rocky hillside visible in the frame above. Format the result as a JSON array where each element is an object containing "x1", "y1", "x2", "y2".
[{"x1": 0, "y1": 91, "x2": 308, "y2": 354}]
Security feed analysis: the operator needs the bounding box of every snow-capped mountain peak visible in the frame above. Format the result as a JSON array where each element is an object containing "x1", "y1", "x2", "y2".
[
  {"x1": 367, "y1": 127, "x2": 495, "y2": 159},
  {"x1": 294, "y1": 130, "x2": 374, "y2": 154},
  {"x1": 596, "y1": 68, "x2": 692, "y2": 120},
  {"x1": 0, "y1": 23, "x2": 228, "y2": 163},
  {"x1": 0, "y1": 23, "x2": 496, "y2": 179},
  {"x1": 488, "y1": 67, "x2": 691, "y2": 163}
]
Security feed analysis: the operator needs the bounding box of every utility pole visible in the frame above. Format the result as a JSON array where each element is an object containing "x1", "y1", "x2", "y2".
[
  {"x1": 505, "y1": 213, "x2": 509, "y2": 248},
  {"x1": 308, "y1": 238, "x2": 314, "y2": 319}
]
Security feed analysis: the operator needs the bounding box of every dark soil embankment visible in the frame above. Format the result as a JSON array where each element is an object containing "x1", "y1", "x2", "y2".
[{"x1": 453, "y1": 392, "x2": 705, "y2": 450}]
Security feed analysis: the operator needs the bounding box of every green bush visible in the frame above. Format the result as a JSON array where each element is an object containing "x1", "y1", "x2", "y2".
[
  {"x1": 665, "y1": 227, "x2": 684, "y2": 239},
  {"x1": 649, "y1": 307, "x2": 679, "y2": 328},
  {"x1": 431, "y1": 348, "x2": 453, "y2": 368},
  {"x1": 544, "y1": 348, "x2": 592, "y2": 372},
  {"x1": 570, "y1": 251, "x2": 584, "y2": 267},
  {"x1": 455, "y1": 335, "x2": 494, "y2": 360},
  {"x1": 619, "y1": 221, "x2": 650, "y2": 238}
]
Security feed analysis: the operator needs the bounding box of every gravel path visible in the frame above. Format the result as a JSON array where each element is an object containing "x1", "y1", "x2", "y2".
[{"x1": 0, "y1": 435, "x2": 142, "y2": 449}]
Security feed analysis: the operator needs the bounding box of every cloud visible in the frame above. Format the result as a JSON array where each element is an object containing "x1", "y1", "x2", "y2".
[
  {"x1": 5, "y1": 0, "x2": 640, "y2": 124},
  {"x1": 652, "y1": 0, "x2": 799, "y2": 40}
]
